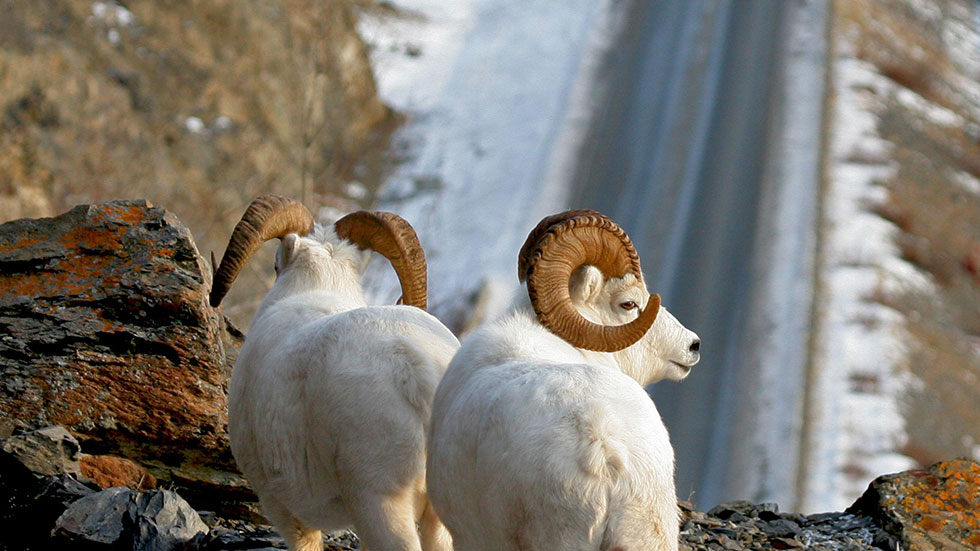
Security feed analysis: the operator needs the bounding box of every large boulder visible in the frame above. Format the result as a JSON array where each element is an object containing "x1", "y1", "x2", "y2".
[
  {"x1": 52, "y1": 487, "x2": 209, "y2": 551},
  {"x1": 0, "y1": 201, "x2": 250, "y2": 516},
  {"x1": 848, "y1": 458, "x2": 980, "y2": 551}
]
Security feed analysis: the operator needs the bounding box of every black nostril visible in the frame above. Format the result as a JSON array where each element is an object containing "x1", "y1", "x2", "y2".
[{"x1": 690, "y1": 339, "x2": 700, "y2": 353}]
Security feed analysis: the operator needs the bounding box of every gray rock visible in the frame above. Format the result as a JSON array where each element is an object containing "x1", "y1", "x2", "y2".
[
  {"x1": 761, "y1": 518, "x2": 801, "y2": 538},
  {"x1": 52, "y1": 487, "x2": 208, "y2": 551},
  {"x1": 52, "y1": 486, "x2": 131, "y2": 545},
  {"x1": 715, "y1": 534, "x2": 741, "y2": 550},
  {"x1": 681, "y1": 497, "x2": 899, "y2": 550},
  {"x1": 37, "y1": 473, "x2": 97, "y2": 509},
  {"x1": 202, "y1": 523, "x2": 285, "y2": 550},
  {"x1": 131, "y1": 489, "x2": 209, "y2": 551},
  {"x1": 1, "y1": 425, "x2": 81, "y2": 477}
]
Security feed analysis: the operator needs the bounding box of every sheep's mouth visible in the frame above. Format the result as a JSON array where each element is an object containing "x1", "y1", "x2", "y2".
[{"x1": 670, "y1": 360, "x2": 695, "y2": 371}]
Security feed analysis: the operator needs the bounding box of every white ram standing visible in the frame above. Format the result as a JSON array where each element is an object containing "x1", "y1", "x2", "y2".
[
  {"x1": 427, "y1": 210, "x2": 701, "y2": 551},
  {"x1": 211, "y1": 195, "x2": 458, "y2": 551}
]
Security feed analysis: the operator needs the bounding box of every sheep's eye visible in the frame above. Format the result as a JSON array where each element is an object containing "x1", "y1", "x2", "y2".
[{"x1": 619, "y1": 301, "x2": 637, "y2": 311}]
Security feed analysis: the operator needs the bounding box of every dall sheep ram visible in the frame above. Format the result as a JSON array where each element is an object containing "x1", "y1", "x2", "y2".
[
  {"x1": 211, "y1": 195, "x2": 458, "y2": 551},
  {"x1": 427, "y1": 210, "x2": 701, "y2": 551}
]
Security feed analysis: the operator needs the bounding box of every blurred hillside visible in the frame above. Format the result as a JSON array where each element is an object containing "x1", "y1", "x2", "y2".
[
  {"x1": 807, "y1": 0, "x2": 980, "y2": 508},
  {"x1": 847, "y1": 0, "x2": 980, "y2": 465},
  {"x1": 0, "y1": 0, "x2": 397, "y2": 327}
]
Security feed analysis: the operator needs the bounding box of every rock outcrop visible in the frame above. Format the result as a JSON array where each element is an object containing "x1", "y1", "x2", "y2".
[
  {"x1": 0, "y1": 201, "x2": 249, "y2": 516},
  {"x1": 848, "y1": 458, "x2": 980, "y2": 551}
]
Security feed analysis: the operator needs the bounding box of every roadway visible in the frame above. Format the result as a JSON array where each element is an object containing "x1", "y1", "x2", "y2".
[{"x1": 566, "y1": 0, "x2": 796, "y2": 508}]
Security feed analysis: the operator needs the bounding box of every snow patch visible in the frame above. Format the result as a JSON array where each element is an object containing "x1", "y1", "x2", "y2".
[
  {"x1": 357, "y1": 1, "x2": 475, "y2": 114},
  {"x1": 183, "y1": 116, "x2": 205, "y2": 134},
  {"x1": 804, "y1": 36, "x2": 918, "y2": 512},
  {"x1": 952, "y1": 170, "x2": 980, "y2": 195}
]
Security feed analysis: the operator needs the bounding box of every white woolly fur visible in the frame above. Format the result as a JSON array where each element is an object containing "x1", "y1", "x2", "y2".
[
  {"x1": 427, "y1": 266, "x2": 700, "y2": 551},
  {"x1": 229, "y1": 224, "x2": 458, "y2": 551}
]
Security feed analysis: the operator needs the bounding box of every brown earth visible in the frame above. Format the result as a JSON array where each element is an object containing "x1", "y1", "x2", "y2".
[{"x1": 0, "y1": 0, "x2": 398, "y2": 328}]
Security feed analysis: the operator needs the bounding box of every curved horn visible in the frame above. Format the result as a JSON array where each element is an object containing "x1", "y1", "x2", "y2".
[
  {"x1": 517, "y1": 209, "x2": 604, "y2": 282},
  {"x1": 210, "y1": 195, "x2": 314, "y2": 307},
  {"x1": 334, "y1": 211, "x2": 427, "y2": 310},
  {"x1": 524, "y1": 212, "x2": 658, "y2": 352}
]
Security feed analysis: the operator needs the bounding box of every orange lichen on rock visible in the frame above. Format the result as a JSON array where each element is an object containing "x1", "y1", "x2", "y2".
[
  {"x1": 849, "y1": 458, "x2": 980, "y2": 550},
  {"x1": 0, "y1": 199, "x2": 238, "y2": 471},
  {"x1": 81, "y1": 454, "x2": 157, "y2": 490}
]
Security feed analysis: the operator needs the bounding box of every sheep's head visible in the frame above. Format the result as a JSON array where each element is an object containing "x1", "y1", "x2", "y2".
[
  {"x1": 210, "y1": 195, "x2": 427, "y2": 309},
  {"x1": 519, "y1": 211, "x2": 700, "y2": 384}
]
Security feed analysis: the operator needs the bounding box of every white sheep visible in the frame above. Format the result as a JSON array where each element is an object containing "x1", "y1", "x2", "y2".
[
  {"x1": 211, "y1": 195, "x2": 458, "y2": 551},
  {"x1": 427, "y1": 210, "x2": 700, "y2": 551}
]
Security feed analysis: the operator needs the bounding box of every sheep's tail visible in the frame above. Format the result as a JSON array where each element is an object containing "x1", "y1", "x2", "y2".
[
  {"x1": 386, "y1": 338, "x2": 440, "y2": 419},
  {"x1": 577, "y1": 405, "x2": 627, "y2": 479}
]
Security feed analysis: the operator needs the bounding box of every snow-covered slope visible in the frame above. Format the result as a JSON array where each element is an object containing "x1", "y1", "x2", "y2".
[{"x1": 356, "y1": 0, "x2": 623, "y2": 328}]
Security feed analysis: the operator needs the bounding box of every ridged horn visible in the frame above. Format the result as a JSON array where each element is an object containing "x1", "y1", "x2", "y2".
[
  {"x1": 524, "y1": 212, "x2": 659, "y2": 352},
  {"x1": 334, "y1": 211, "x2": 427, "y2": 310},
  {"x1": 210, "y1": 195, "x2": 314, "y2": 307},
  {"x1": 517, "y1": 209, "x2": 604, "y2": 282}
]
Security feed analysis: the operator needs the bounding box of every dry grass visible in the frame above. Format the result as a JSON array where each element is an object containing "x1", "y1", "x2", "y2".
[
  {"x1": 838, "y1": 0, "x2": 975, "y2": 115},
  {"x1": 845, "y1": 0, "x2": 980, "y2": 465},
  {"x1": 874, "y1": 113, "x2": 980, "y2": 337},
  {"x1": 874, "y1": 143, "x2": 980, "y2": 462}
]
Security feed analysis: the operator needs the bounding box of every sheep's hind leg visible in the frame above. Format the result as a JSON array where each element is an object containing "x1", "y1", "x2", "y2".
[
  {"x1": 288, "y1": 529, "x2": 324, "y2": 551},
  {"x1": 346, "y1": 490, "x2": 422, "y2": 551},
  {"x1": 419, "y1": 499, "x2": 452, "y2": 551},
  {"x1": 261, "y1": 497, "x2": 323, "y2": 551}
]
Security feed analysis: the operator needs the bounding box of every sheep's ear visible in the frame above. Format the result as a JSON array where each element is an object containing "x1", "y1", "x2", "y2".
[
  {"x1": 277, "y1": 233, "x2": 300, "y2": 272},
  {"x1": 569, "y1": 265, "x2": 604, "y2": 305}
]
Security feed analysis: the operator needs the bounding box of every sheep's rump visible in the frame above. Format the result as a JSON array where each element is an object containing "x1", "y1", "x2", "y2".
[
  {"x1": 230, "y1": 304, "x2": 458, "y2": 531},
  {"x1": 428, "y1": 360, "x2": 676, "y2": 550}
]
